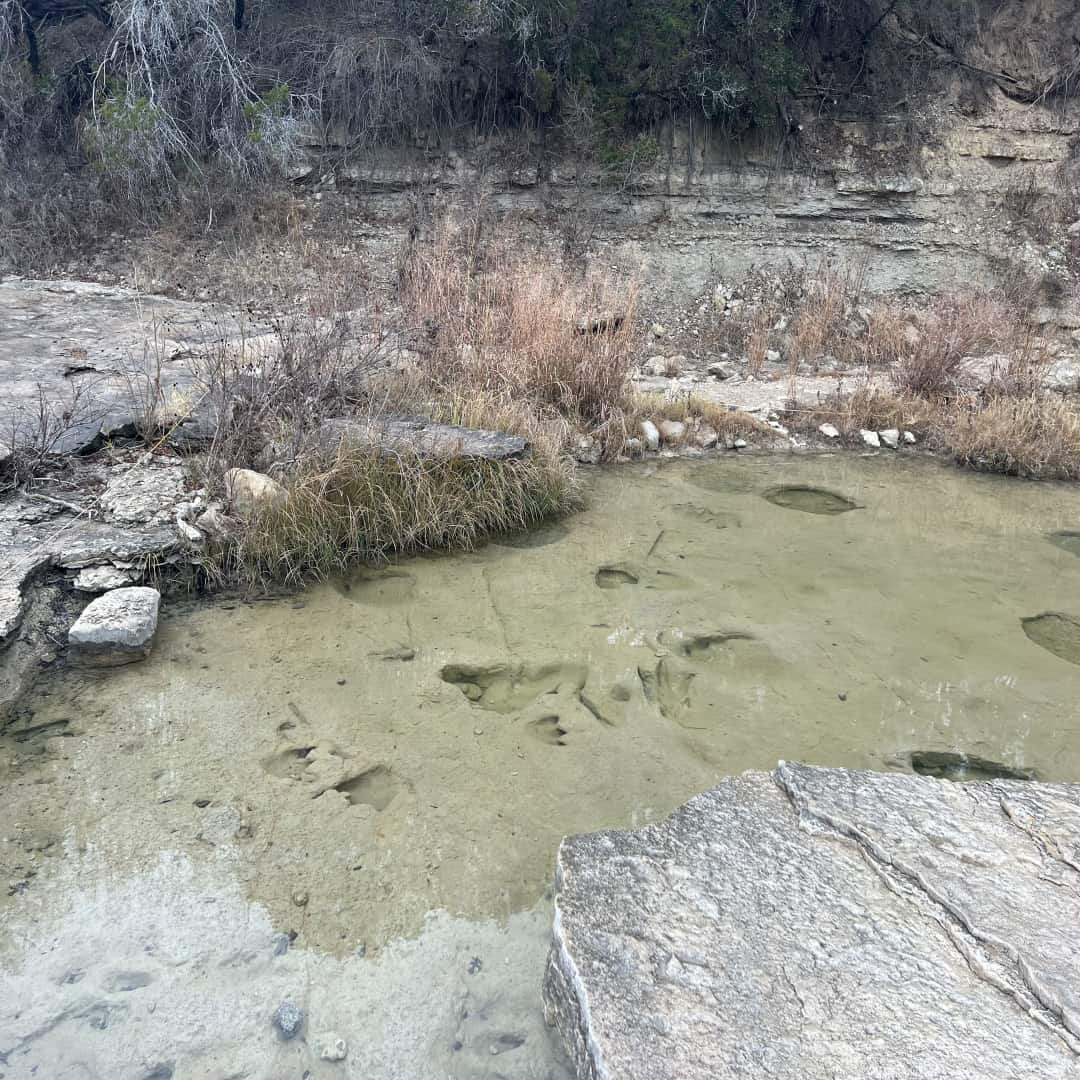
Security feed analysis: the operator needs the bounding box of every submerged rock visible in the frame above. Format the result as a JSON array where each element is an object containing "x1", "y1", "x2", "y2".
[
  {"x1": 68, "y1": 586, "x2": 161, "y2": 666},
  {"x1": 317, "y1": 1032, "x2": 349, "y2": 1061},
  {"x1": 271, "y1": 1000, "x2": 304, "y2": 1041},
  {"x1": 763, "y1": 486, "x2": 859, "y2": 516},
  {"x1": 544, "y1": 762, "x2": 1080, "y2": 1079}
]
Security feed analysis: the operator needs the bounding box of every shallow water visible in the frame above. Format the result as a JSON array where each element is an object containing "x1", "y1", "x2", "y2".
[{"x1": 5, "y1": 453, "x2": 1080, "y2": 1077}]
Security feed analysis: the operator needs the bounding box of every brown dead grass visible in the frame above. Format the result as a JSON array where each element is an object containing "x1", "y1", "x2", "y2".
[
  {"x1": 402, "y1": 219, "x2": 638, "y2": 424},
  {"x1": 788, "y1": 386, "x2": 1080, "y2": 481}
]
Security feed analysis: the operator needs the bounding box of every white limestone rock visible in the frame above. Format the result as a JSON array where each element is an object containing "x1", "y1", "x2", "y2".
[
  {"x1": 73, "y1": 565, "x2": 136, "y2": 593},
  {"x1": 639, "y1": 420, "x2": 661, "y2": 452},
  {"x1": 544, "y1": 762, "x2": 1080, "y2": 1080},
  {"x1": 657, "y1": 420, "x2": 687, "y2": 446},
  {"x1": 224, "y1": 468, "x2": 287, "y2": 517},
  {"x1": 69, "y1": 586, "x2": 161, "y2": 666}
]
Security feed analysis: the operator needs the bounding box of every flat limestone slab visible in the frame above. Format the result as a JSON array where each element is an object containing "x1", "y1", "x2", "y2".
[
  {"x1": 544, "y1": 763, "x2": 1080, "y2": 1079},
  {"x1": 68, "y1": 586, "x2": 161, "y2": 666},
  {"x1": 319, "y1": 417, "x2": 529, "y2": 461}
]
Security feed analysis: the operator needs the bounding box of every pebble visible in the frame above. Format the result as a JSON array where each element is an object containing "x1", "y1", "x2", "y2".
[
  {"x1": 272, "y1": 1001, "x2": 304, "y2": 1040},
  {"x1": 292, "y1": 890, "x2": 309, "y2": 907},
  {"x1": 733, "y1": 439, "x2": 748, "y2": 450},
  {"x1": 903, "y1": 430, "x2": 917, "y2": 444}
]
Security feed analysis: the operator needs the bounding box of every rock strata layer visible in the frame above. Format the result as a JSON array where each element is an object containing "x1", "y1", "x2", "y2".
[
  {"x1": 544, "y1": 762, "x2": 1080, "y2": 1079},
  {"x1": 319, "y1": 417, "x2": 529, "y2": 461}
]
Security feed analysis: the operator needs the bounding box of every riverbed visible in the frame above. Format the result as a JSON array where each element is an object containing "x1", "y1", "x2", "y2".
[{"x1": 4, "y1": 453, "x2": 1080, "y2": 1078}]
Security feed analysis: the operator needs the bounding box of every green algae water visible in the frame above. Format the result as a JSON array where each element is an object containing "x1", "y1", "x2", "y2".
[{"x1": 5, "y1": 453, "x2": 1080, "y2": 1077}]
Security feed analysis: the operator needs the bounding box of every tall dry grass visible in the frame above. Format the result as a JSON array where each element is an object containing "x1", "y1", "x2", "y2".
[
  {"x1": 890, "y1": 292, "x2": 1020, "y2": 398},
  {"x1": 401, "y1": 221, "x2": 638, "y2": 423},
  {"x1": 788, "y1": 385, "x2": 1080, "y2": 481},
  {"x1": 938, "y1": 396, "x2": 1080, "y2": 480}
]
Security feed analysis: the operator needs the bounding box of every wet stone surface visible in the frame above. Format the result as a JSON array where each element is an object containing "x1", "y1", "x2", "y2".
[{"x1": 1022, "y1": 612, "x2": 1080, "y2": 667}]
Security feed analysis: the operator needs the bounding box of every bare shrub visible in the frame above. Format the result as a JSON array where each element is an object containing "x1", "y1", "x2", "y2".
[
  {"x1": 745, "y1": 305, "x2": 774, "y2": 378},
  {"x1": 892, "y1": 291, "x2": 1016, "y2": 398},
  {"x1": 193, "y1": 290, "x2": 386, "y2": 481},
  {"x1": 401, "y1": 219, "x2": 638, "y2": 424},
  {"x1": 787, "y1": 261, "x2": 867, "y2": 367}
]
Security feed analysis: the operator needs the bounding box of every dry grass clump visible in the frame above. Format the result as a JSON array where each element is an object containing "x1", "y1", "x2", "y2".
[
  {"x1": 937, "y1": 396, "x2": 1080, "y2": 481},
  {"x1": 718, "y1": 261, "x2": 870, "y2": 372},
  {"x1": 402, "y1": 220, "x2": 638, "y2": 424},
  {"x1": 788, "y1": 386, "x2": 934, "y2": 436},
  {"x1": 789, "y1": 385, "x2": 1080, "y2": 481},
  {"x1": 224, "y1": 442, "x2": 578, "y2": 587},
  {"x1": 890, "y1": 292, "x2": 1021, "y2": 398},
  {"x1": 645, "y1": 395, "x2": 771, "y2": 437},
  {"x1": 713, "y1": 264, "x2": 1048, "y2": 397}
]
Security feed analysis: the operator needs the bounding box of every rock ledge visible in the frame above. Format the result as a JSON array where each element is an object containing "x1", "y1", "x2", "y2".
[{"x1": 544, "y1": 762, "x2": 1080, "y2": 1079}]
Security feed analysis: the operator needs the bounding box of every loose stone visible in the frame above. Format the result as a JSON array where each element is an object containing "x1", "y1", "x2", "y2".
[
  {"x1": 860, "y1": 429, "x2": 881, "y2": 448},
  {"x1": 818, "y1": 423, "x2": 840, "y2": 439},
  {"x1": 73, "y1": 565, "x2": 135, "y2": 593},
  {"x1": 695, "y1": 425, "x2": 719, "y2": 450},
  {"x1": 68, "y1": 587, "x2": 161, "y2": 666},
  {"x1": 639, "y1": 420, "x2": 661, "y2": 452},
  {"x1": 879, "y1": 428, "x2": 900, "y2": 449},
  {"x1": 271, "y1": 1001, "x2": 304, "y2": 1041},
  {"x1": 225, "y1": 468, "x2": 287, "y2": 516},
  {"x1": 657, "y1": 420, "x2": 687, "y2": 446}
]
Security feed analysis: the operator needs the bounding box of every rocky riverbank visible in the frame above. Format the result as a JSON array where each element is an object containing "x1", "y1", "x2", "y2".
[{"x1": 544, "y1": 761, "x2": 1080, "y2": 1078}]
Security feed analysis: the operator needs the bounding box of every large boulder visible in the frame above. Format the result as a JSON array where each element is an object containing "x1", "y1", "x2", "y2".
[
  {"x1": 544, "y1": 762, "x2": 1080, "y2": 1079},
  {"x1": 68, "y1": 586, "x2": 161, "y2": 666}
]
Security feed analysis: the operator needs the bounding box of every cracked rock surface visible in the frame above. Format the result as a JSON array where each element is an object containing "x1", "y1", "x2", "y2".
[{"x1": 544, "y1": 763, "x2": 1080, "y2": 1079}]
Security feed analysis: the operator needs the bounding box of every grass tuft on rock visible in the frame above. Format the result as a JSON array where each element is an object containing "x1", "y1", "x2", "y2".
[{"x1": 223, "y1": 444, "x2": 578, "y2": 588}]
